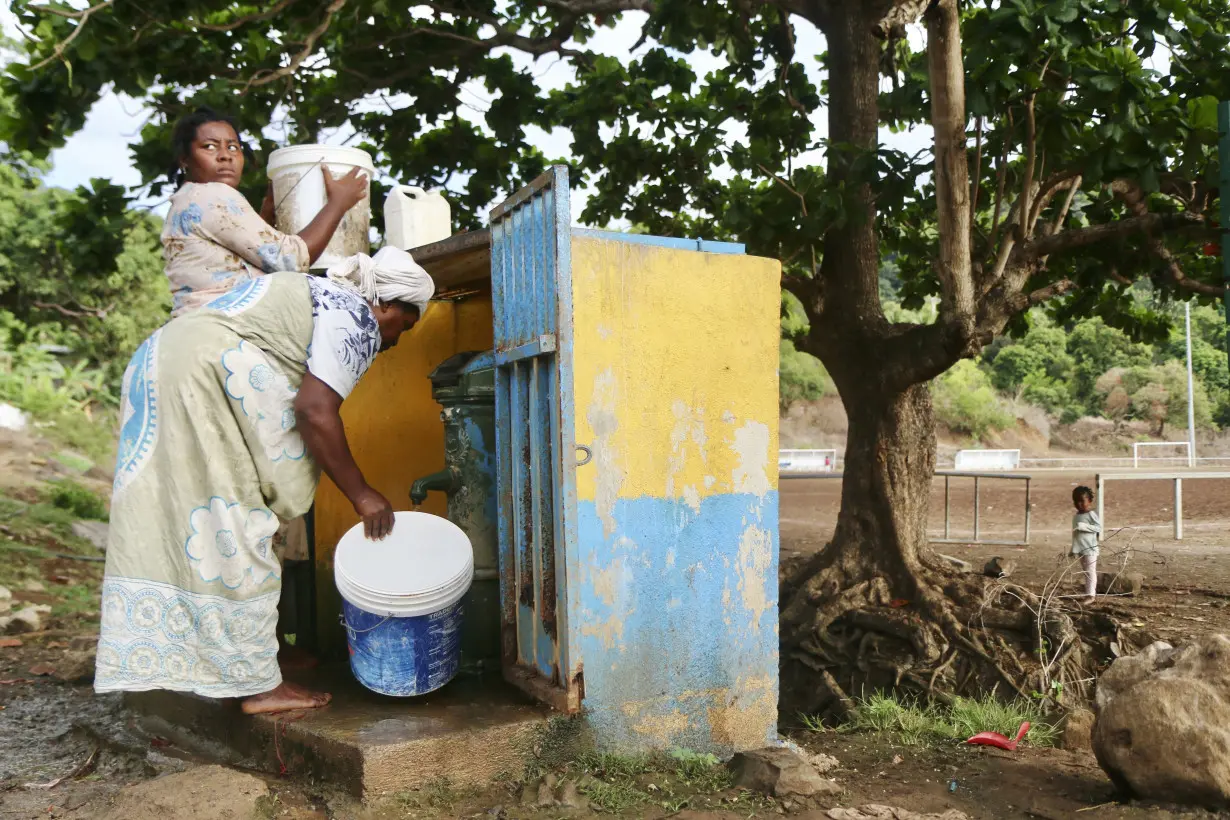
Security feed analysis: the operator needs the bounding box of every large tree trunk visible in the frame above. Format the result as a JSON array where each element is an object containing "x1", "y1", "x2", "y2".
[{"x1": 781, "y1": 0, "x2": 1095, "y2": 719}]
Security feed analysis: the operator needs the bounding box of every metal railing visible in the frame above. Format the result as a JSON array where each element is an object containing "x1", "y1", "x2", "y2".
[
  {"x1": 1096, "y1": 471, "x2": 1230, "y2": 541},
  {"x1": 779, "y1": 469, "x2": 1032, "y2": 546}
]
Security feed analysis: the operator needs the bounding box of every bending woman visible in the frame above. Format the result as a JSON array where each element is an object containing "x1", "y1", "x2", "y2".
[
  {"x1": 162, "y1": 106, "x2": 367, "y2": 316},
  {"x1": 95, "y1": 250, "x2": 433, "y2": 714}
]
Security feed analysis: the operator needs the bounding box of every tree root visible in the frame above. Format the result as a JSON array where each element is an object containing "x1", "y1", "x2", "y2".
[{"x1": 781, "y1": 553, "x2": 1111, "y2": 721}]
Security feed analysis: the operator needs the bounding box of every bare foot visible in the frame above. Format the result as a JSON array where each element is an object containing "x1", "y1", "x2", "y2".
[
  {"x1": 1083, "y1": 596, "x2": 1096, "y2": 604},
  {"x1": 278, "y1": 644, "x2": 319, "y2": 672},
  {"x1": 241, "y1": 682, "x2": 331, "y2": 715}
]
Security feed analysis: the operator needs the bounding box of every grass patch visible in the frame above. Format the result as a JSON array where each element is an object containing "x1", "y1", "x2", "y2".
[
  {"x1": 570, "y1": 748, "x2": 744, "y2": 815},
  {"x1": 48, "y1": 479, "x2": 108, "y2": 521},
  {"x1": 392, "y1": 777, "x2": 477, "y2": 811},
  {"x1": 806, "y1": 692, "x2": 1060, "y2": 748}
]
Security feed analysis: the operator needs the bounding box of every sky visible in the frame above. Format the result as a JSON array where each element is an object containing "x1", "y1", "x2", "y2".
[{"x1": 1, "y1": 5, "x2": 933, "y2": 225}]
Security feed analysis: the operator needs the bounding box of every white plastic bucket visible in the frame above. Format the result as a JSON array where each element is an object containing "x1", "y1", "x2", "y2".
[
  {"x1": 268, "y1": 145, "x2": 375, "y2": 271},
  {"x1": 383, "y1": 186, "x2": 451, "y2": 250},
  {"x1": 334, "y1": 511, "x2": 474, "y2": 696}
]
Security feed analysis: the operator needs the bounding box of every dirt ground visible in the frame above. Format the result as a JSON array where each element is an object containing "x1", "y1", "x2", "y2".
[{"x1": 3, "y1": 469, "x2": 1230, "y2": 818}]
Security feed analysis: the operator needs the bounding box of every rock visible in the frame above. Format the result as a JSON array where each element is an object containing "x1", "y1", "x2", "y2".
[
  {"x1": 983, "y1": 557, "x2": 1017, "y2": 578},
  {"x1": 519, "y1": 783, "x2": 537, "y2": 806},
  {"x1": 1094, "y1": 640, "x2": 1174, "y2": 712},
  {"x1": 827, "y1": 807, "x2": 969, "y2": 820},
  {"x1": 809, "y1": 752, "x2": 840, "y2": 774},
  {"x1": 0, "y1": 586, "x2": 11, "y2": 602},
  {"x1": 1093, "y1": 634, "x2": 1230, "y2": 807},
  {"x1": 729, "y1": 747, "x2": 842, "y2": 799},
  {"x1": 71, "y1": 520, "x2": 110, "y2": 551},
  {"x1": 0, "y1": 403, "x2": 28, "y2": 432},
  {"x1": 92, "y1": 765, "x2": 269, "y2": 820},
  {"x1": 558, "y1": 780, "x2": 588, "y2": 810},
  {"x1": 54, "y1": 647, "x2": 97, "y2": 683},
  {"x1": 21, "y1": 580, "x2": 45, "y2": 593},
  {"x1": 70, "y1": 633, "x2": 99, "y2": 651},
  {"x1": 3, "y1": 604, "x2": 51, "y2": 635},
  {"x1": 535, "y1": 780, "x2": 556, "y2": 807},
  {"x1": 1097, "y1": 572, "x2": 1144, "y2": 596},
  {"x1": 935, "y1": 554, "x2": 973, "y2": 574},
  {"x1": 1061, "y1": 708, "x2": 1094, "y2": 752}
]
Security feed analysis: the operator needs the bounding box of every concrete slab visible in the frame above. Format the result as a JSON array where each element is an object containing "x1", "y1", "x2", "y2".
[{"x1": 126, "y1": 667, "x2": 555, "y2": 799}]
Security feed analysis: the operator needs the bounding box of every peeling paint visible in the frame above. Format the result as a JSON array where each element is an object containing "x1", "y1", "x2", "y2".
[
  {"x1": 581, "y1": 615, "x2": 625, "y2": 650},
  {"x1": 682, "y1": 484, "x2": 702, "y2": 513},
  {"x1": 587, "y1": 368, "x2": 624, "y2": 537},
  {"x1": 625, "y1": 707, "x2": 691, "y2": 747},
  {"x1": 591, "y1": 556, "x2": 624, "y2": 606},
  {"x1": 666, "y1": 401, "x2": 707, "y2": 498},
  {"x1": 736, "y1": 524, "x2": 773, "y2": 630},
  {"x1": 707, "y1": 675, "x2": 777, "y2": 750},
  {"x1": 703, "y1": 475, "x2": 716, "y2": 490},
  {"x1": 731, "y1": 421, "x2": 771, "y2": 498}
]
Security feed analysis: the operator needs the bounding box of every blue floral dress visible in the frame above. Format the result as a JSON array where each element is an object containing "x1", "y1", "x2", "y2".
[
  {"x1": 162, "y1": 182, "x2": 311, "y2": 317},
  {"x1": 96, "y1": 273, "x2": 379, "y2": 698}
]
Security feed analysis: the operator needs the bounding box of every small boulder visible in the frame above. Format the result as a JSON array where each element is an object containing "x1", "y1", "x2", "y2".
[
  {"x1": 1093, "y1": 634, "x2": 1230, "y2": 807},
  {"x1": 3, "y1": 604, "x2": 51, "y2": 635},
  {"x1": 21, "y1": 580, "x2": 45, "y2": 593},
  {"x1": 1097, "y1": 572, "x2": 1144, "y2": 596},
  {"x1": 558, "y1": 780, "x2": 588, "y2": 810},
  {"x1": 935, "y1": 554, "x2": 973, "y2": 574},
  {"x1": 983, "y1": 557, "x2": 1017, "y2": 578},
  {"x1": 71, "y1": 520, "x2": 110, "y2": 551},
  {"x1": 827, "y1": 807, "x2": 969, "y2": 820},
  {"x1": 54, "y1": 647, "x2": 97, "y2": 683},
  {"x1": 729, "y1": 747, "x2": 841, "y2": 798},
  {"x1": 1061, "y1": 708, "x2": 1094, "y2": 752}
]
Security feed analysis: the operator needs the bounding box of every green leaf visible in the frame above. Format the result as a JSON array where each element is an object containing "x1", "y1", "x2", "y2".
[{"x1": 1188, "y1": 94, "x2": 1220, "y2": 131}]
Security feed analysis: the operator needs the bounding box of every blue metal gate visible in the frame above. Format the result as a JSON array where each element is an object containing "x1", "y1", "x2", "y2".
[{"x1": 489, "y1": 166, "x2": 581, "y2": 712}]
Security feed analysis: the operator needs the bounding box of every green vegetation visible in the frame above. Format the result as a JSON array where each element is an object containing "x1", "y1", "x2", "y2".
[
  {"x1": 572, "y1": 749, "x2": 757, "y2": 815},
  {"x1": 803, "y1": 692, "x2": 1061, "y2": 748},
  {"x1": 48, "y1": 479, "x2": 108, "y2": 521},
  {"x1": 0, "y1": 139, "x2": 167, "y2": 463}
]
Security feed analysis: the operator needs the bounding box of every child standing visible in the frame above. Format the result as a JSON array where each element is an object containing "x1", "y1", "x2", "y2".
[{"x1": 1071, "y1": 486, "x2": 1101, "y2": 603}]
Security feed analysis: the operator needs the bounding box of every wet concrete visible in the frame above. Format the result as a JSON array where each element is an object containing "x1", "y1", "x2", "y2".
[{"x1": 127, "y1": 665, "x2": 556, "y2": 799}]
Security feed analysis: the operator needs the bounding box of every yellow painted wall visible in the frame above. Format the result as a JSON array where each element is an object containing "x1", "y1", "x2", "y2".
[
  {"x1": 568, "y1": 235, "x2": 782, "y2": 755},
  {"x1": 570, "y1": 237, "x2": 781, "y2": 508},
  {"x1": 313, "y1": 292, "x2": 493, "y2": 651}
]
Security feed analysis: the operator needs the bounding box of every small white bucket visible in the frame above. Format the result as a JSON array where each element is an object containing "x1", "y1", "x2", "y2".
[
  {"x1": 268, "y1": 145, "x2": 375, "y2": 271},
  {"x1": 334, "y1": 511, "x2": 474, "y2": 696}
]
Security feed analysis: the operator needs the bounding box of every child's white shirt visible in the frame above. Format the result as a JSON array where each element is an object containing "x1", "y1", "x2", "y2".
[{"x1": 1071, "y1": 510, "x2": 1101, "y2": 557}]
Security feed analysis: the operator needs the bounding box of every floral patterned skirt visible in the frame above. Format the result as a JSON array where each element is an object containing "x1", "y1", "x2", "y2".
[{"x1": 96, "y1": 275, "x2": 319, "y2": 698}]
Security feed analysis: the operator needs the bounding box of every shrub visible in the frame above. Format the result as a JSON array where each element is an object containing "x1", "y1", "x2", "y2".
[
  {"x1": 932, "y1": 360, "x2": 1015, "y2": 439},
  {"x1": 780, "y1": 340, "x2": 833, "y2": 409}
]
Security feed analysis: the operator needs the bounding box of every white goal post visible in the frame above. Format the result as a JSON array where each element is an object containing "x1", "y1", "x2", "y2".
[
  {"x1": 1132, "y1": 441, "x2": 1193, "y2": 468},
  {"x1": 953, "y1": 449, "x2": 1020, "y2": 471},
  {"x1": 779, "y1": 449, "x2": 837, "y2": 474}
]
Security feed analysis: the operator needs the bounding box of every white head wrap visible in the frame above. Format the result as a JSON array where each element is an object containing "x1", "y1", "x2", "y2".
[{"x1": 324, "y1": 246, "x2": 435, "y2": 319}]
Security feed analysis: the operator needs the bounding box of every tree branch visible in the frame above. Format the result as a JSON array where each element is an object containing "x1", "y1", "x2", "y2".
[
  {"x1": 240, "y1": 0, "x2": 347, "y2": 93},
  {"x1": 925, "y1": 0, "x2": 975, "y2": 328},
  {"x1": 27, "y1": 0, "x2": 116, "y2": 71},
  {"x1": 189, "y1": 0, "x2": 299, "y2": 32},
  {"x1": 873, "y1": 0, "x2": 934, "y2": 39},
  {"x1": 1109, "y1": 179, "x2": 1227, "y2": 297},
  {"x1": 1014, "y1": 95, "x2": 1036, "y2": 242},
  {"x1": 1021, "y1": 211, "x2": 1205, "y2": 260}
]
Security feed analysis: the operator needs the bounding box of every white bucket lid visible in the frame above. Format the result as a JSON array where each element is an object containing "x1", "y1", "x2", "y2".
[
  {"x1": 268, "y1": 144, "x2": 375, "y2": 174},
  {"x1": 334, "y1": 511, "x2": 474, "y2": 605}
]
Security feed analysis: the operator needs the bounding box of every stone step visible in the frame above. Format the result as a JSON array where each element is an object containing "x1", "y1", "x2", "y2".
[{"x1": 125, "y1": 666, "x2": 556, "y2": 799}]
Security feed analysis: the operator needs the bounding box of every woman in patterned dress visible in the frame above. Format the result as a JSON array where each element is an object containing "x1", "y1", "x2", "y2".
[
  {"x1": 96, "y1": 250, "x2": 434, "y2": 714},
  {"x1": 161, "y1": 106, "x2": 367, "y2": 316},
  {"x1": 160, "y1": 107, "x2": 368, "y2": 669}
]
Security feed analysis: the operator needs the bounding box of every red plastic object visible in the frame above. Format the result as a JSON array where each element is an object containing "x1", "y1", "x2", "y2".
[
  {"x1": 1203, "y1": 242, "x2": 1221, "y2": 257},
  {"x1": 965, "y1": 721, "x2": 1030, "y2": 750}
]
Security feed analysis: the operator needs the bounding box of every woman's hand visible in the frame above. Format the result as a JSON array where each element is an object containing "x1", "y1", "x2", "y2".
[
  {"x1": 352, "y1": 486, "x2": 395, "y2": 541},
  {"x1": 322, "y1": 166, "x2": 368, "y2": 213},
  {"x1": 260, "y1": 182, "x2": 276, "y2": 225}
]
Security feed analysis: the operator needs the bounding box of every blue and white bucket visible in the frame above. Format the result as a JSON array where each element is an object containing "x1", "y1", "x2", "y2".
[{"x1": 334, "y1": 511, "x2": 473, "y2": 697}]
